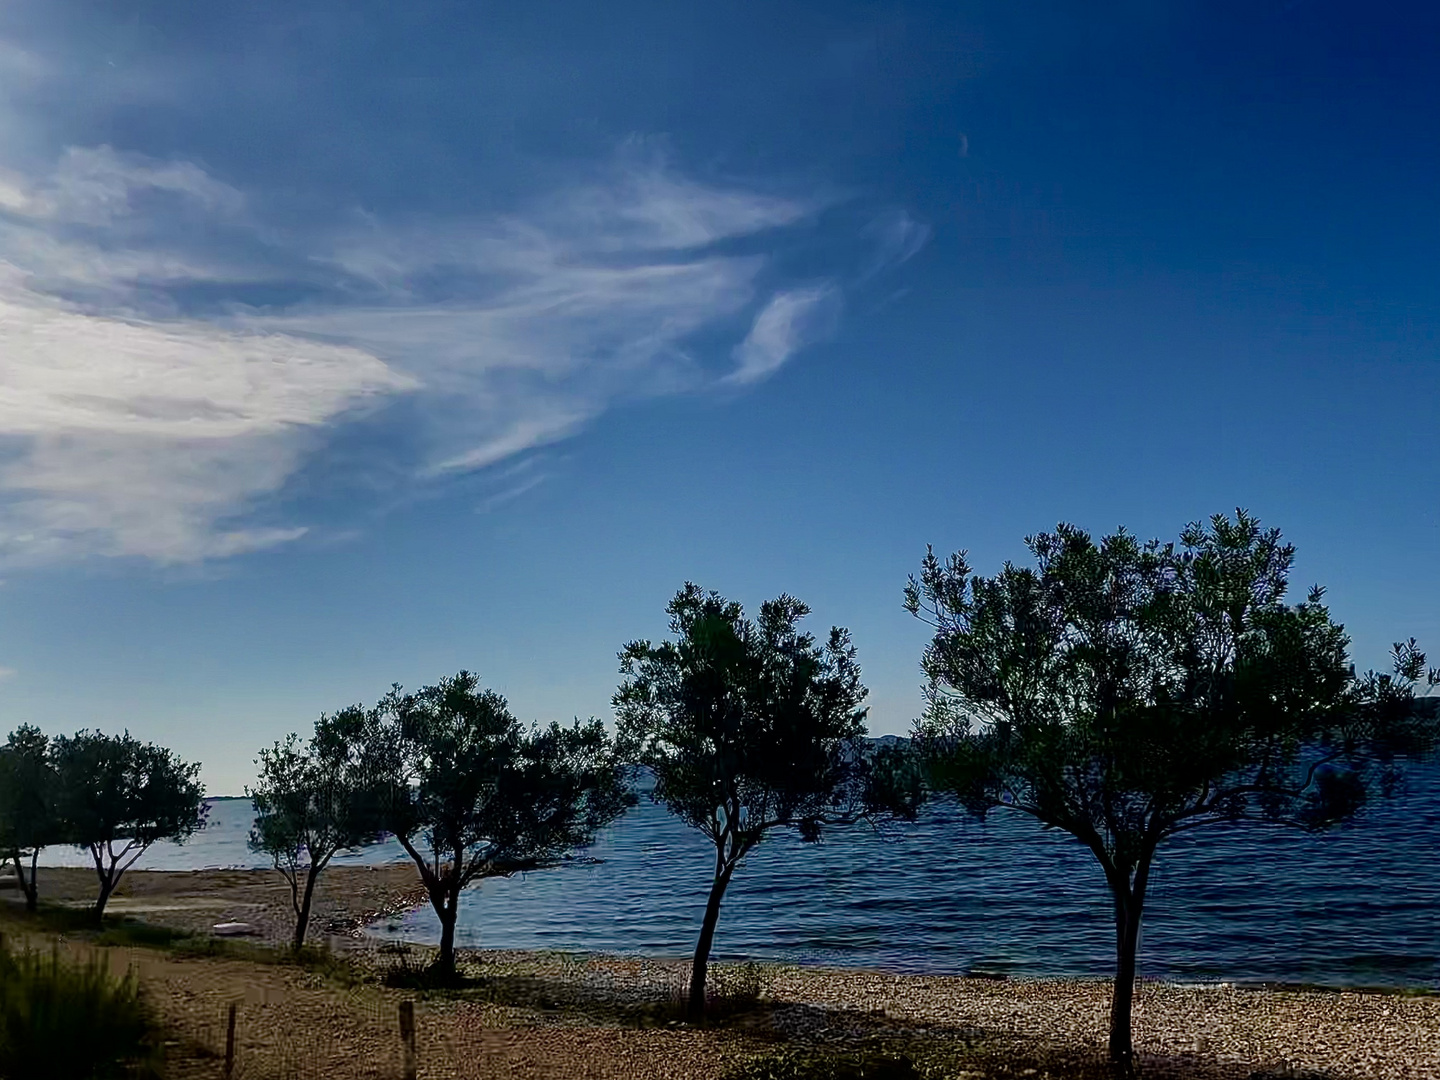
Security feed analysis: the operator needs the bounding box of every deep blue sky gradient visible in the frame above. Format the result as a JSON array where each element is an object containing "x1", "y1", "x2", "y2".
[{"x1": 0, "y1": 1, "x2": 1435, "y2": 792}]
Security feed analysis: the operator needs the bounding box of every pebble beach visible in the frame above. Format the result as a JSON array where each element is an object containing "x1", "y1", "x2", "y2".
[{"x1": 4, "y1": 866, "x2": 1436, "y2": 1078}]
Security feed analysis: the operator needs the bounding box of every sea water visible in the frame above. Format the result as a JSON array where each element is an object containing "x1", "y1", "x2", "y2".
[{"x1": 39, "y1": 765, "x2": 1440, "y2": 987}]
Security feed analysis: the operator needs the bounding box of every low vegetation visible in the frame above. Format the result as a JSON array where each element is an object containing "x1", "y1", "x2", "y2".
[{"x1": 0, "y1": 933, "x2": 160, "y2": 1080}]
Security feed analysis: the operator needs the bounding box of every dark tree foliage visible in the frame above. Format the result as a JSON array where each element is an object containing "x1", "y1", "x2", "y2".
[
  {"x1": 0, "y1": 725, "x2": 61, "y2": 912},
  {"x1": 904, "y1": 511, "x2": 1437, "y2": 1069},
  {"x1": 614, "y1": 584, "x2": 873, "y2": 1020},
  {"x1": 50, "y1": 730, "x2": 208, "y2": 922},
  {"x1": 364, "y1": 671, "x2": 632, "y2": 979},
  {"x1": 248, "y1": 706, "x2": 386, "y2": 950}
]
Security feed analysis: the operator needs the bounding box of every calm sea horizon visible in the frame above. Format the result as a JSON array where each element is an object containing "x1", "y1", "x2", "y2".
[{"x1": 38, "y1": 764, "x2": 1440, "y2": 988}]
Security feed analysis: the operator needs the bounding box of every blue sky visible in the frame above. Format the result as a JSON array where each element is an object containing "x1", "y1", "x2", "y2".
[{"x1": 0, "y1": 1, "x2": 1435, "y2": 794}]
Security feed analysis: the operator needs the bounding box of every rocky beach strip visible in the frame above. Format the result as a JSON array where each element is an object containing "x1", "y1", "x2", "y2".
[{"x1": 4, "y1": 866, "x2": 1435, "y2": 1078}]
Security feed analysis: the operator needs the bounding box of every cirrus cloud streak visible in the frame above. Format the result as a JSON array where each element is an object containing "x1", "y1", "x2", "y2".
[{"x1": 0, "y1": 146, "x2": 851, "y2": 564}]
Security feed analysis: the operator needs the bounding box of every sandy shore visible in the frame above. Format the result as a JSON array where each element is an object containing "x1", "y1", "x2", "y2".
[
  {"x1": 3, "y1": 866, "x2": 1437, "y2": 1078},
  {"x1": 6, "y1": 863, "x2": 426, "y2": 943}
]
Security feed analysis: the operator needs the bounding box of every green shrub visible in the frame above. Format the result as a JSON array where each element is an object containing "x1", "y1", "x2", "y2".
[{"x1": 0, "y1": 937, "x2": 160, "y2": 1079}]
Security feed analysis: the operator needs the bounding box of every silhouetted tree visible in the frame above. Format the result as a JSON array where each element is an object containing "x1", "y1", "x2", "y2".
[
  {"x1": 363, "y1": 672, "x2": 632, "y2": 980},
  {"x1": 51, "y1": 730, "x2": 208, "y2": 922},
  {"x1": 0, "y1": 725, "x2": 61, "y2": 911},
  {"x1": 249, "y1": 706, "x2": 385, "y2": 950},
  {"x1": 904, "y1": 511, "x2": 1437, "y2": 1071},
  {"x1": 614, "y1": 584, "x2": 873, "y2": 1020}
]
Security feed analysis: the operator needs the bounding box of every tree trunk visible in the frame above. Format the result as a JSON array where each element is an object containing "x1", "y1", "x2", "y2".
[
  {"x1": 294, "y1": 865, "x2": 321, "y2": 951},
  {"x1": 392, "y1": 834, "x2": 463, "y2": 983},
  {"x1": 1107, "y1": 852, "x2": 1154, "y2": 1073},
  {"x1": 13, "y1": 853, "x2": 37, "y2": 913},
  {"x1": 687, "y1": 861, "x2": 736, "y2": 1021},
  {"x1": 94, "y1": 870, "x2": 117, "y2": 923},
  {"x1": 436, "y1": 889, "x2": 459, "y2": 980}
]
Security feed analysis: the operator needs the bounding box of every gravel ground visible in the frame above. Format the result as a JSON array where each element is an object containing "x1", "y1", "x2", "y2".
[
  {"x1": 4, "y1": 867, "x2": 1437, "y2": 1078},
  {"x1": 762, "y1": 967, "x2": 1440, "y2": 1080}
]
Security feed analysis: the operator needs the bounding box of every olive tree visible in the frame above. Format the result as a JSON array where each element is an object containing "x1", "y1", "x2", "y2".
[
  {"x1": 904, "y1": 511, "x2": 1436, "y2": 1069},
  {"x1": 51, "y1": 730, "x2": 208, "y2": 921},
  {"x1": 363, "y1": 671, "x2": 632, "y2": 980},
  {"x1": 249, "y1": 706, "x2": 385, "y2": 950},
  {"x1": 614, "y1": 584, "x2": 873, "y2": 1020},
  {"x1": 0, "y1": 725, "x2": 61, "y2": 912}
]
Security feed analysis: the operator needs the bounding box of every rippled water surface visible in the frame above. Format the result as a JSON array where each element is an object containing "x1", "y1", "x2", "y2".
[{"x1": 41, "y1": 766, "x2": 1440, "y2": 986}]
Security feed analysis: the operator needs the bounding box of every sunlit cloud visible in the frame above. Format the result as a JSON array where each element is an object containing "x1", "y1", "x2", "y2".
[
  {"x1": 0, "y1": 265, "x2": 414, "y2": 563},
  {"x1": 0, "y1": 142, "x2": 839, "y2": 565}
]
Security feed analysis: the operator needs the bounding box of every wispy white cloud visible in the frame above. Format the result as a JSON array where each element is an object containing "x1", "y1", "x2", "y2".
[
  {"x1": 0, "y1": 142, "x2": 838, "y2": 564},
  {"x1": 476, "y1": 471, "x2": 550, "y2": 514},
  {"x1": 469, "y1": 453, "x2": 552, "y2": 513},
  {"x1": 550, "y1": 163, "x2": 810, "y2": 251},
  {"x1": 0, "y1": 265, "x2": 414, "y2": 562},
  {"x1": 858, "y1": 209, "x2": 930, "y2": 282},
  {"x1": 20, "y1": 145, "x2": 245, "y2": 226},
  {"x1": 0, "y1": 666, "x2": 15, "y2": 682},
  {"x1": 726, "y1": 286, "x2": 839, "y2": 386}
]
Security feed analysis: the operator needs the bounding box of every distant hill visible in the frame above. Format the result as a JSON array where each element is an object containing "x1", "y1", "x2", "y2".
[{"x1": 866, "y1": 734, "x2": 911, "y2": 747}]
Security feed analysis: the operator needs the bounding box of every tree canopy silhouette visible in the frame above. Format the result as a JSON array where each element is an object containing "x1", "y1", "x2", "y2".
[
  {"x1": 903, "y1": 511, "x2": 1437, "y2": 1069},
  {"x1": 363, "y1": 671, "x2": 632, "y2": 980},
  {"x1": 51, "y1": 729, "x2": 207, "y2": 922},
  {"x1": 614, "y1": 584, "x2": 874, "y2": 1019},
  {"x1": 249, "y1": 705, "x2": 386, "y2": 950},
  {"x1": 0, "y1": 725, "x2": 61, "y2": 912}
]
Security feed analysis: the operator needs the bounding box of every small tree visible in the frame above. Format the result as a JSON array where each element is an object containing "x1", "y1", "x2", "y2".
[
  {"x1": 614, "y1": 584, "x2": 873, "y2": 1020},
  {"x1": 0, "y1": 725, "x2": 61, "y2": 912},
  {"x1": 364, "y1": 671, "x2": 632, "y2": 980},
  {"x1": 51, "y1": 730, "x2": 208, "y2": 922},
  {"x1": 904, "y1": 511, "x2": 1437, "y2": 1069},
  {"x1": 248, "y1": 706, "x2": 384, "y2": 950}
]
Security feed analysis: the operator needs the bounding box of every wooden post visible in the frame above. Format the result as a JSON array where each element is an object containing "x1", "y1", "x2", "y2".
[
  {"x1": 399, "y1": 999, "x2": 416, "y2": 1080},
  {"x1": 223, "y1": 1002, "x2": 237, "y2": 1079}
]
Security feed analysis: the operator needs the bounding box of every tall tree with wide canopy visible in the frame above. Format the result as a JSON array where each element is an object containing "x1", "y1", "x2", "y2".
[
  {"x1": 364, "y1": 671, "x2": 632, "y2": 980},
  {"x1": 904, "y1": 511, "x2": 1436, "y2": 1070},
  {"x1": 0, "y1": 725, "x2": 61, "y2": 912},
  {"x1": 51, "y1": 730, "x2": 208, "y2": 921},
  {"x1": 249, "y1": 706, "x2": 385, "y2": 950},
  {"x1": 614, "y1": 584, "x2": 873, "y2": 1020}
]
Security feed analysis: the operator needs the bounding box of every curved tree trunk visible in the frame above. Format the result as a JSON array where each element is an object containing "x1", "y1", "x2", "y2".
[
  {"x1": 91, "y1": 842, "x2": 147, "y2": 924},
  {"x1": 94, "y1": 871, "x2": 117, "y2": 923},
  {"x1": 688, "y1": 858, "x2": 736, "y2": 1021},
  {"x1": 1107, "y1": 852, "x2": 1154, "y2": 1072},
  {"x1": 294, "y1": 865, "x2": 322, "y2": 951},
  {"x1": 392, "y1": 834, "x2": 462, "y2": 982}
]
